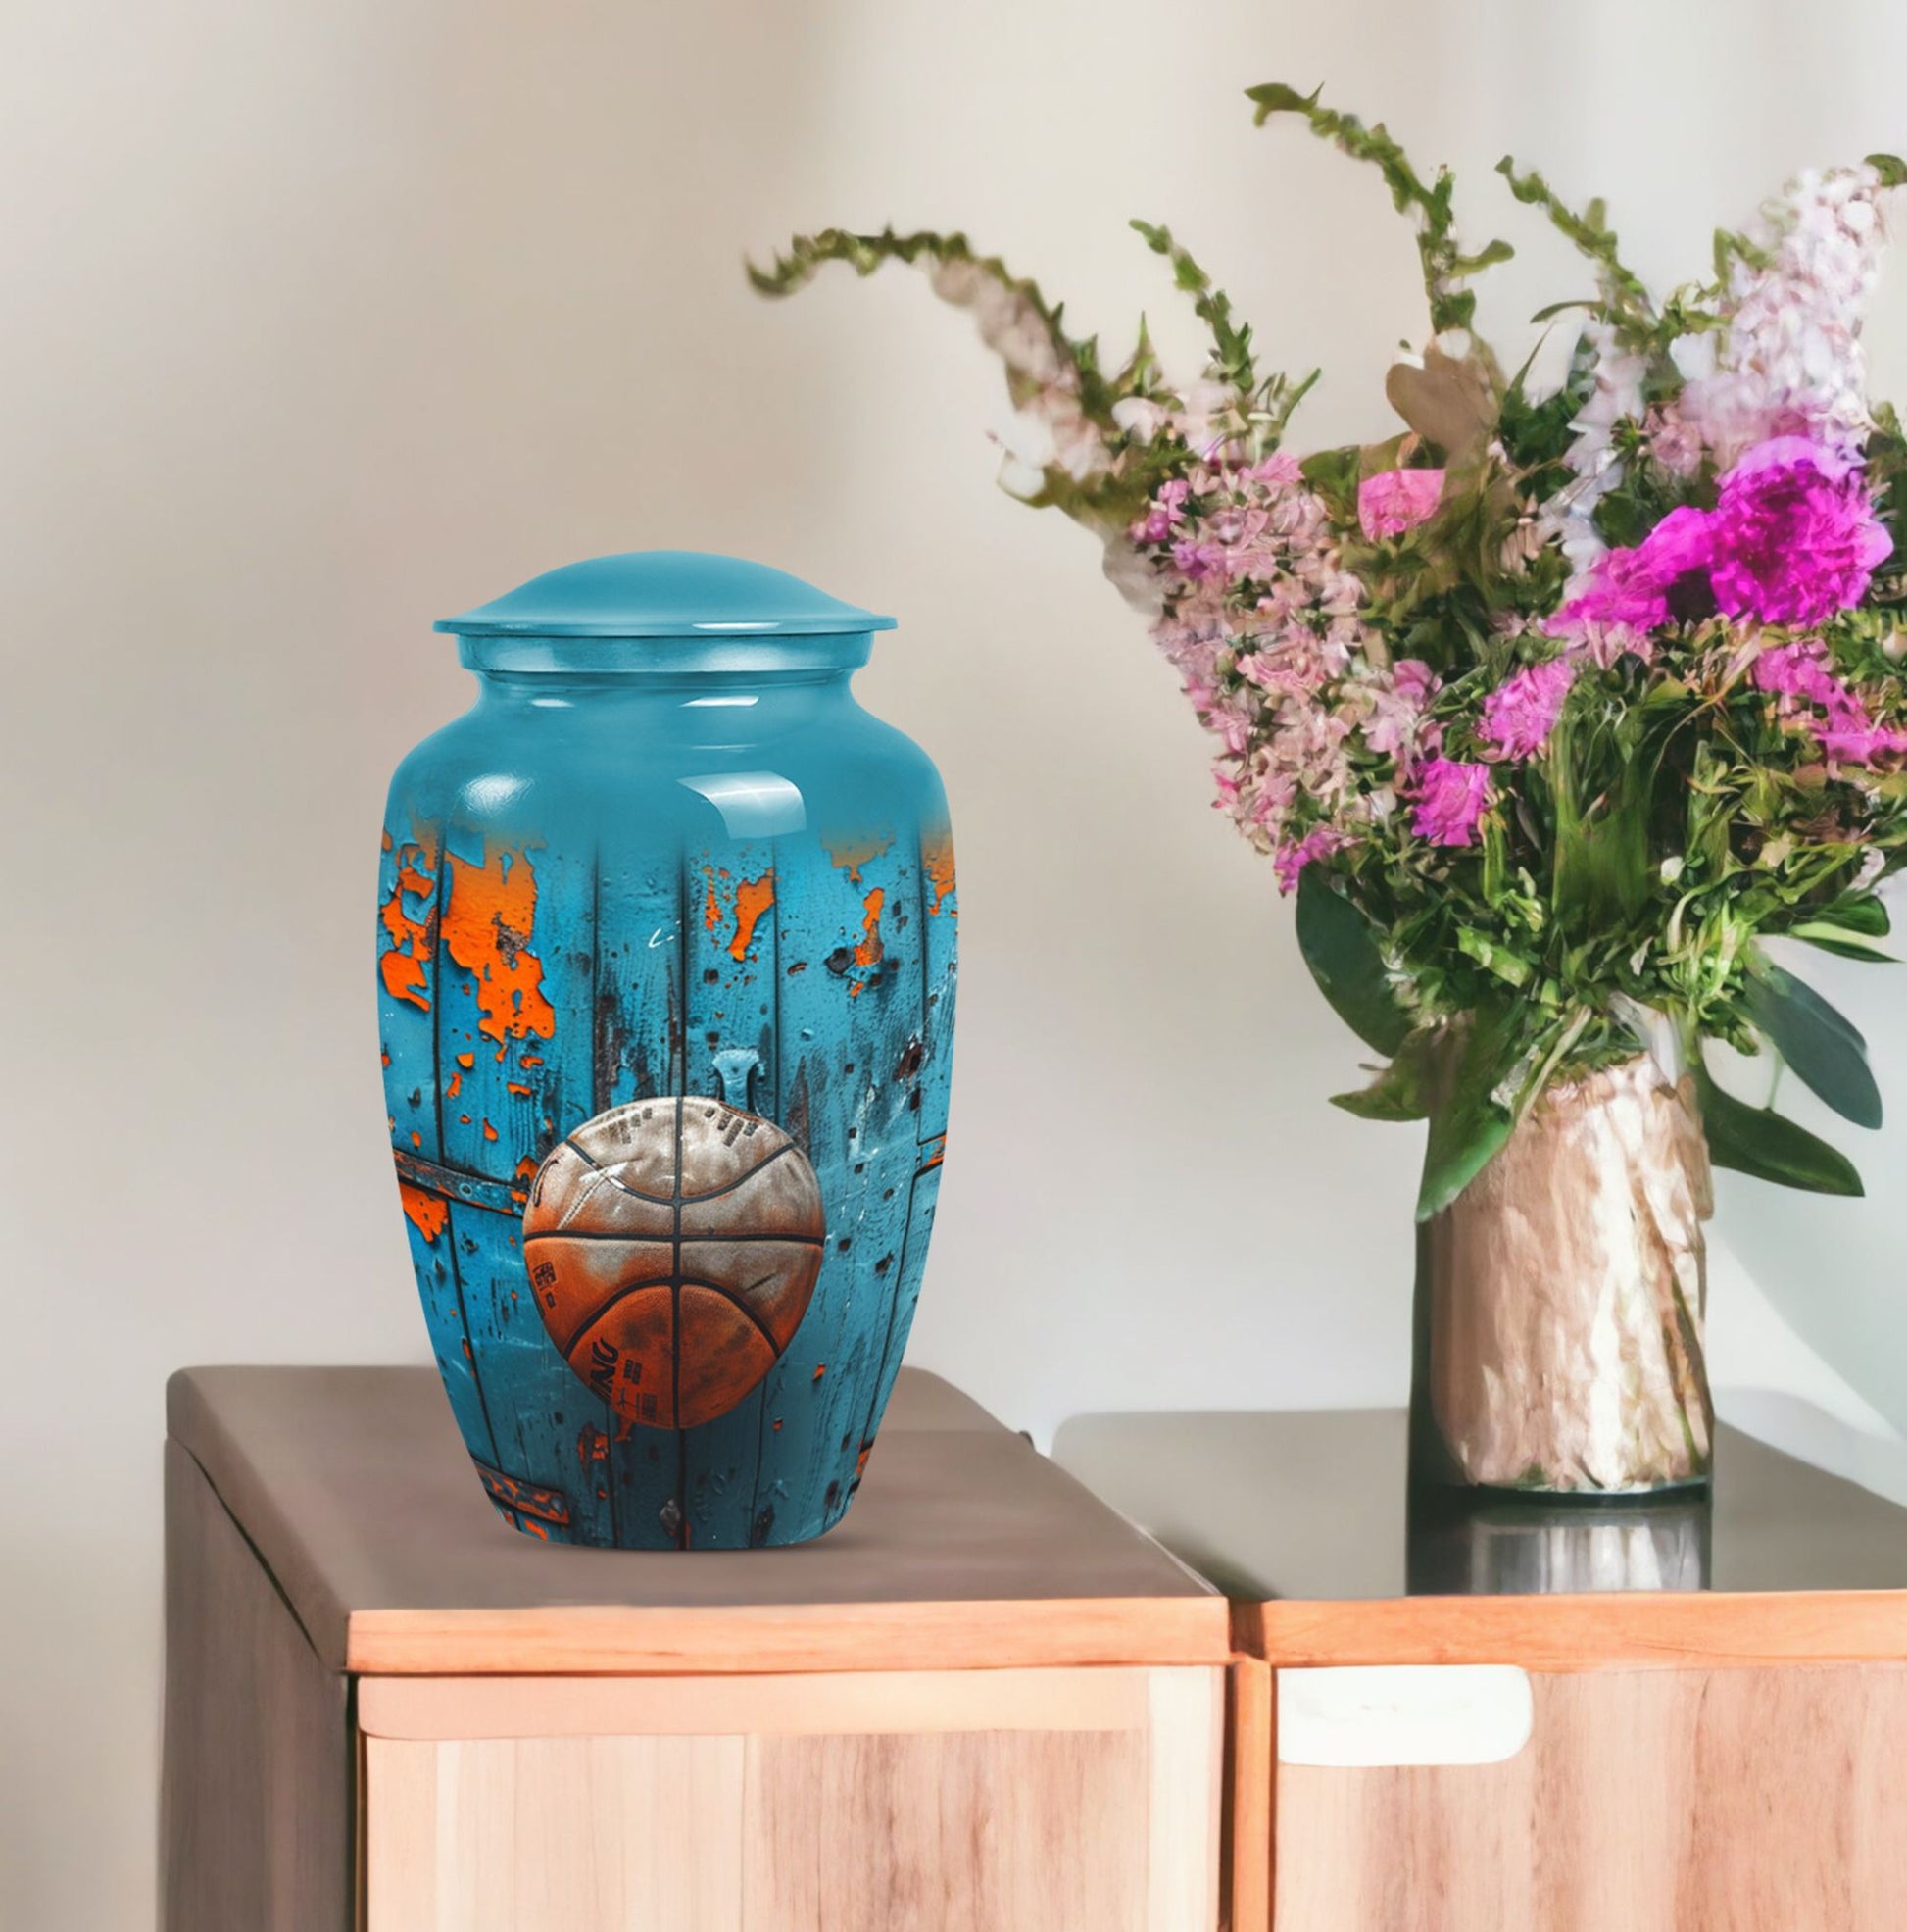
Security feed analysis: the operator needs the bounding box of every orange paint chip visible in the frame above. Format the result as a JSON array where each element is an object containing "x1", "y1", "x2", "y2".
[
  {"x1": 854, "y1": 887, "x2": 885, "y2": 968},
  {"x1": 507, "y1": 1081, "x2": 533, "y2": 1097},
  {"x1": 823, "y1": 830, "x2": 895, "y2": 885},
  {"x1": 728, "y1": 870, "x2": 775, "y2": 963},
  {"x1": 446, "y1": 1069, "x2": 463, "y2": 1099},
  {"x1": 703, "y1": 867, "x2": 722, "y2": 933},
  {"x1": 481, "y1": 1119, "x2": 499, "y2": 1142},
  {"x1": 398, "y1": 1181, "x2": 448, "y2": 1244},
  {"x1": 847, "y1": 885, "x2": 887, "y2": 995},
  {"x1": 439, "y1": 842, "x2": 556, "y2": 1044},
  {"x1": 811, "y1": 1364, "x2": 826, "y2": 1383},
  {"x1": 922, "y1": 828, "x2": 956, "y2": 916},
  {"x1": 411, "y1": 1131, "x2": 422, "y2": 1149},
  {"x1": 377, "y1": 822, "x2": 442, "y2": 1012},
  {"x1": 456, "y1": 1053, "x2": 475, "y2": 1069}
]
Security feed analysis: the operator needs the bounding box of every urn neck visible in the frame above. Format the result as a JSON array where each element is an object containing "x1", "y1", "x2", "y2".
[{"x1": 469, "y1": 657, "x2": 865, "y2": 730}]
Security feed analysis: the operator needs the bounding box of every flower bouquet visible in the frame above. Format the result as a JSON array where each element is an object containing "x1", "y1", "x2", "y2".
[{"x1": 753, "y1": 87, "x2": 1907, "y2": 1492}]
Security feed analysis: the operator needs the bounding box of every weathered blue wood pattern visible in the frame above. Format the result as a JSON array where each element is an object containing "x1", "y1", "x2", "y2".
[
  {"x1": 591, "y1": 832, "x2": 687, "y2": 1546},
  {"x1": 755, "y1": 828, "x2": 931, "y2": 1540},
  {"x1": 377, "y1": 816, "x2": 495, "y2": 1468},
  {"x1": 856, "y1": 820, "x2": 958, "y2": 1489},
  {"x1": 431, "y1": 826, "x2": 617, "y2": 1548},
  {"x1": 672, "y1": 840, "x2": 781, "y2": 1548},
  {"x1": 379, "y1": 801, "x2": 955, "y2": 1550}
]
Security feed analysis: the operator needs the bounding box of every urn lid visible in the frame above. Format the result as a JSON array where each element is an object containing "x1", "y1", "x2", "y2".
[{"x1": 436, "y1": 550, "x2": 897, "y2": 641}]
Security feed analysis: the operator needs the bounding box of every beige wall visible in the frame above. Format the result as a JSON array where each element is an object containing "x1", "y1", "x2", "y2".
[{"x1": 3, "y1": 2, "x2": 1906, "y2": 1923}]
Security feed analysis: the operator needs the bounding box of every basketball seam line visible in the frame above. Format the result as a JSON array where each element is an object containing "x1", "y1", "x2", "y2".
[
  {"x1": 562, "y1": 1134, "x2": 800, "y2": 1208},
  {"x1": 556, "y1": 1271, "x2": 804, "y2": 1363},
  {"x1": 670, "y1": 1096, "x2": 684, "y2": 1438},
  {"x1": 524, "y1": 1229, "x2": 825, "y2": 1248}
]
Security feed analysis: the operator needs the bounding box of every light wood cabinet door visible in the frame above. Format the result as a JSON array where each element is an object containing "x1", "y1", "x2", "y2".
[
  {"x1": 361, "y1": 1665, "x2": 1223, "y2": 1932},
  {"x1": 1274, "y1": 1662, "x2": 1907, "y2": 1932}
]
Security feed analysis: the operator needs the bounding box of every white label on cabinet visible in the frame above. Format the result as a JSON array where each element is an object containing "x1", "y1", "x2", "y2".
[{"x1": 1276, "y1": 1665, "x2": 1534, "y2": 1766}]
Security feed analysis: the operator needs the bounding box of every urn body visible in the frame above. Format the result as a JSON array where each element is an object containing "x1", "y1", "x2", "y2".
[{"x1": 375, "y1": 554, "x2": 956, "y2": 1549}]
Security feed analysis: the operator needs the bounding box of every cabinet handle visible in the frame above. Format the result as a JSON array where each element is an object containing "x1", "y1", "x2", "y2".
[{"x1": 1276, "y1": 1665, "x2": 1533, "y2": 1767}]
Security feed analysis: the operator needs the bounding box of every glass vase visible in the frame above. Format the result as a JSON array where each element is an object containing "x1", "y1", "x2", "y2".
[{"x1": 1410, "y1": 1053, "x2": 1714, "y2": 1495}]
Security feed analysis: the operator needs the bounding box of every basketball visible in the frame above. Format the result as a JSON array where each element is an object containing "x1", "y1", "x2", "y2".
[{"x1": 522, "y1": 1096, "x2": 825, "y2": 1431}]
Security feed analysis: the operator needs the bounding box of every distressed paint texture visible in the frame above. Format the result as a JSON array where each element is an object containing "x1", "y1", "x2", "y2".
[{"x1": 377, "y1": 811, "x2": 957, "y2": 1550}]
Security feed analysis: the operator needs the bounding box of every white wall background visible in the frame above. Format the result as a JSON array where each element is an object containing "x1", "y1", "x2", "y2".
[{"x1": 3, "y1": 2, "x2": 1906, "y2": 1922}]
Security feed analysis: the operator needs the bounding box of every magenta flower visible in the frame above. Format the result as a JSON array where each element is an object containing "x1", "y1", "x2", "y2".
[
  {"x1": 1480, "y1": 658, "x2": 1576, "y2": 762},
  {"x1": 1707, "y1": 437, "x2": 1893, "y2": 625},
  {"x1": 1816, "y1": 712, "x2": 1907, "y2": 764},
  {"x1": 1552, "y1": 505, "x2": 1715, "y2": 638},
  {"x1": 1358, "y1": 469, "x2": 1444, "y2": 541},
  {"x1": 1272, "y1": 824, "x2": 1351, "y2": 894},
  {"x1": 1409, "y1": 758, "x2": 1491, "y2": 847},
  {"x1": 1554, "y1": 439, "x2": 1890, "y2": 644}
]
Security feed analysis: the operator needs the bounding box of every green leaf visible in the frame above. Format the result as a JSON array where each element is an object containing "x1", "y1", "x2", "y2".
[
  {"x1": 1867, "y1": 153, "x2": 1907, "y2": 188},
  {"x1": 1416, "y1": 1003, "x2": 1519, "y2": 1221},
  {"x1": 1743, "y1": 962, "x2": 1883, "y2": 1129},
  {"x1": 1697, "y1": 1066, "x2": 1865, "y2": 1196},
  {"x1": 1296, "y1": 870, "x2": 1413, "y2": 1057},
  {"x1": 1790, "y1": 919, "x2": 1898, "y2": 964},
  {"x1": 1244, "y1": 81, "x2": 1323, "y2": 122},
  {"x1": 1528, "y1": 298, "x2": 1597, "y2": 322},
  {"x1": 1331, "y1": 1032, "x2": 1436, "y2": 1121}
]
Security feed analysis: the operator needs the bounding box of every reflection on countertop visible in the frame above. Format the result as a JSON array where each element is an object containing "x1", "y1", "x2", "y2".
[{"x1": 1051, "y1": 1406, "x2": 1907, "y2": 1603}]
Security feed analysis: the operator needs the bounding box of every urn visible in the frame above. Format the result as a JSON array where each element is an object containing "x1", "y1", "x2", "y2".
[{"x1": 376, "y1": 551, "x2": 956, "y2": 1549}]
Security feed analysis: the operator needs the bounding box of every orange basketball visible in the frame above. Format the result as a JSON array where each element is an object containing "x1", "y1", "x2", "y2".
[{"x1": 522, "y1": 1096, "x2": 825, "y2": 1430}]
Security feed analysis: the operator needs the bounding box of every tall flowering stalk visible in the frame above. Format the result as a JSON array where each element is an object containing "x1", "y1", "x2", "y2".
[{"x1": 754, "y1": 90, "x2": 1907, "y2": 1215}]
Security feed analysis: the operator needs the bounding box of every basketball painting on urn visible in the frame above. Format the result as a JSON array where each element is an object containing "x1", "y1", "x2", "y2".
[{"x1": 524, "y1": 1097, "x2": 826, "y2": 1431}]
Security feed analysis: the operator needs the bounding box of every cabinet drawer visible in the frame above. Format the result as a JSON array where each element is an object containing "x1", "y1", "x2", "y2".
[
  {"x1": 361, "y1": 1665, "x2": 1223, "y2": 1932},
  {"x1": 1274, "y1": 1662, "x2": 1907, "y2": 1931}
]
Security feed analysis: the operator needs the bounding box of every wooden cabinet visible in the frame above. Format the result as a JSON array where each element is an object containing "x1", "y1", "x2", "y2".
[
  {"x1": 1058, "y1": 1406, "x2": 1907, "y2": 1932},
  {"x1": 162, "y1": 1367, "x2": 1231, "y2": 1932}
]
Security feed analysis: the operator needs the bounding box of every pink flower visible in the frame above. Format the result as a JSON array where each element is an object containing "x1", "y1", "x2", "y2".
[
  {"x1": 1131, "y1": 476, "x2": 1191, "y2": 544},
  {"x1": 1752, "y1": 639, "x2": 1907, "y2": 766},
  {"x1": 1480, "y1": 658, "x2": 1576, "y2": 762},
  {"x1": 1751, "y1": 640, "x2": 1845, "y2": 709},
  {"x1": 1706, "y1": 437, "x2": 1892, "y2": 625},
  {"x1": 1362, "y1": 659, "x2": 1439, "y2": 764},
  {"x1": 1170, "y1": 537, "x2": 1227, "y2": 580},
  {"x1": 1392, "y1": 659, "x2": 1439, "y2": 706},
  {"x1": 1357, "y1": 469, "x2": 1445, "y2": 541},
  {"x1": 1272, "y1": 825, "x2": 1351, "y2": 894},
  {"x1": 1409, "y1": 758, "x2": 1491, "y2": 847}
]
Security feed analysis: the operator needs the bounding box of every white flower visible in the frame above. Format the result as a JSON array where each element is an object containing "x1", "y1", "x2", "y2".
[{"x1": 1677, "y1": 165, "x2": 1893, "y2": 466}]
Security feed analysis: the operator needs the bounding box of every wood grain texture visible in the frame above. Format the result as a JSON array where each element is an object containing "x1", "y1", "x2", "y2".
[
  {"x1": 166, "y1": 1365, "x2": 1223, "y2": 1675},
  {"x1": 357, "y1": 1664, "x2": 1158, "y2": 1740},
  {"x1": 1238, "y1": 1588, "x2": 1907, "y2": 1671},
  {"x1": 1274, "y1": 1663, "x2": 1907, "y2": 1932},
  {"x1": 346, "y1": 1594, "x2": 1229, "y2": 1676},
  {"x1": 363, "y1": 1662, "x2": 1221, "y2": 1932},
  {"x1": 159, "y1": 1443, "x2": 351, "y2": 1932},
  {"x1": 1223, "y1": 1660, "x2": 1272, "y2": 1932}
]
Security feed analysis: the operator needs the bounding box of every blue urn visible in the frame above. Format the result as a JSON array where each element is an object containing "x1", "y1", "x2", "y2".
[{"x1": 376, "y1": 552, "x2": 956, "y2": 1549}]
